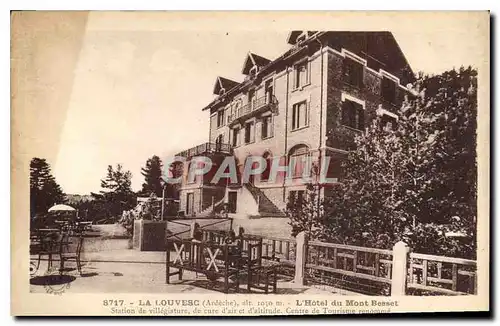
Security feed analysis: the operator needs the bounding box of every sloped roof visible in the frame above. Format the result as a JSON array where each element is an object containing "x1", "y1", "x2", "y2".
[
  {"x1": 242, "y1": 52, "x2": 272, "y2": 75},
  {"x1": 287, "y1": 31, "x2": 318, "y2": 45},
  {"x1": 203, "y1": 31, "x2": 415, "y2": 112},
  {"x1": 213, "y1": 76, "x2": 240, "y2": 95}
]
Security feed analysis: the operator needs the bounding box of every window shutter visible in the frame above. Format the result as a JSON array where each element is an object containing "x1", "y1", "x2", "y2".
[
  {"x1": 307, "y1": 61, "x2": 311, "y2": 84},
  {"x1": 302, "y1": 101, "x2": 308, "y2": 127},
  {"x1": 342, "y1": 58, "x2": 351, "y2": 82},
  {"x1": 357, "y1": 104, "x2": 365, "y2": 130},
  {"x1": 270, "y1": 117, "x2": 274, "y2": 137},
  {"x1": 341, "y1": 101, "x2": 348, "y2": 126}
]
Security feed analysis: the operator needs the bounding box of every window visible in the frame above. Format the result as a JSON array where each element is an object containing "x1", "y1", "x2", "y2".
[
  {"x1": 296, "y1": 32, "x2": 307, "y2": 43},
  {"x1": 294, "y1": 61, "x2": 309, "y2": 89},
  {"x1": 291, "y1": 101, "x2": 308, "y2": 130},
  {"x1": 248, "y1": 89, "x2": 255, "y2": 108},
  {"x1": 265, "y1": 79, "x2": 274, "y2": 103},
  {"x1": 288, "y1": 190, "x2": 305, "y2": 207},
  {"x1": 250, "y1": 65, "x2": 258, "y2": 77},
  {"x1": 288, "y1": 145, "x2": 310, "y2": 178},
  {"x1": 381, "y1": 76, "x2": 397, "y2": 104},
  {"x1": 381, "y1": 114, "x2": 397, "y2": 131},
  {"x1": 187, "y1": 162, "x2": 196, "y2": 184},
  {"x1": 217, "y1": 110, "x2": 225, "y2": 128},
  {"x1": 215, "y1": 134, "x2": 224, "y2": 150},
  {"x1": 261, "y1": 115, "x2": 273, "y2": 139},
  {"x1": 342, "y1": 57, "x2": 364, "y2": 89},
  {"x1": 244, "y1": 122, "x2": 255, "y2": 144},
  {"x1": 341, "y1": 99, "x2": 364, "y2": 131},
  {"x1": 232, "y1": 127, "x2": 239, "y2": 147}
]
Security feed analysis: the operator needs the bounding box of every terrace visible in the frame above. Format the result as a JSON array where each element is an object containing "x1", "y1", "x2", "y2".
[{"x1": 175, "y1": 142, "x2": 233, "y2": 159}]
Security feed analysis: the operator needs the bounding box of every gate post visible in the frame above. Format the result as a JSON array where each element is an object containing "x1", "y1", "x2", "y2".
[
  {"x1": 190, "y1": 220, "x2": 196, "y2": 239},
  {"x1": 391, "y1": 241, "x2": 409, "y2": 296},
  {"x1": 294, "y1": 231, "x2": 308, "y2": 286}
]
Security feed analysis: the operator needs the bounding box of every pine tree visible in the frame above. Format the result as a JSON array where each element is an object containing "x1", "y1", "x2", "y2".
[
  {"x1": 139, "y1": 155, "x2": 164, "y2": 197},
  {"x1": 92, "y1": 164, "x2": 136, "y2": 220},
  {"x1": 30, "y1": 157, "x2": 66, "y2": 216}
]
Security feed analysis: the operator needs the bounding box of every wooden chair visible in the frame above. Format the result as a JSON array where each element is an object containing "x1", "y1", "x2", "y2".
[{"x1": 245, "y1": 242, "x2": 279, "y2": 294}]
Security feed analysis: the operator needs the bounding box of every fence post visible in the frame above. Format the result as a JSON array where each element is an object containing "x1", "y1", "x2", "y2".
[
  {"x1": 391, "y1": 241, "x2": 409, "y2": 296},
  {"x1": 294, "y1": 231, "x2": 308, "y2": 286}
]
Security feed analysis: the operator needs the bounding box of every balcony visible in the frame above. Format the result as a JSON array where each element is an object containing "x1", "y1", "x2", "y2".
[
  {"x1": 175, "y1": 142, "x2": 233, "y2": 159},
  {"x1": 228, "y1": 95, "x2": 278, "y2": 126}
]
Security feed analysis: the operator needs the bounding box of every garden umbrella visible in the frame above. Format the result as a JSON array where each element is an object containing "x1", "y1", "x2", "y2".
[{"x1": 48, "y1": 204, "x2": 76, "y2": 212}]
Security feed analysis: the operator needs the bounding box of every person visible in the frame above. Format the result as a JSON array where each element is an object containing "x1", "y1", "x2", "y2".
[
  {"x1": 237, "y1": 227, "x2": 245, "y2": 239},
  {"x1": 225, "y1": 230, "x2": 236, "y2": 244},
  {"x1": 192, "y1": 222, "x2": 203, "y2": 242}
]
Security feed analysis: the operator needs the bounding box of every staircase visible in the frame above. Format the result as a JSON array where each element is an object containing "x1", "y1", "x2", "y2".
[
  {"x1": 198, "y1": 197, "x2": 225, "y2": 217},
  {"x1": 244, "y1": 183, "x2": 286, "y2": 217}
]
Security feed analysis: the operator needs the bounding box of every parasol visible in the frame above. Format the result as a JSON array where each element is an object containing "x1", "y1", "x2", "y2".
[{"x1": 48, "y1": 204, "x2": 76, "y2": 212}]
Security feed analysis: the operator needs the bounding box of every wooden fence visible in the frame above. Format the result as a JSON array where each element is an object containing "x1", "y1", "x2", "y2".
[
  {"x1": 407, "y1": 252, "x2": 477, "y2": 295},
  {"x1": 293, "y1": 232, "x2": 477, "y2": 296},
  {"x1": 305, "y1": 240, "x2": 394, "y2": 295},
  {"x1": 167, "y1": 224, "x2": 477, "y2": 296}
]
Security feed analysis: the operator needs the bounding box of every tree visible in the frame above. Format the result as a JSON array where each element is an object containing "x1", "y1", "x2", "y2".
[
  {"x1": 91, "y1": 164, "x2": 136, "y2": 221},
  {"x1": 139, "y1": 155, "x2": 164, "y2": 197},
  {"x1": 30, "y1": 157, "x2": 66, "y2": 217},
  {"x1": 292, "y1": 67, "x2": 477, "y2": 259},
  {"x1": 139, "y1": 155, "x2": 179, "y2": 201},
  {"x1": 286, "y1": 184, "x2": 322, "y2": 238}
]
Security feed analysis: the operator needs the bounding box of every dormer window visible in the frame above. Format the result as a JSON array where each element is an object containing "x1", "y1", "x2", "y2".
[
  {"x1": 296, "y1": 33, "x2": 306, "y2": 43},
  {"x1": 249, "y1": 65, "x2": 258, "y2": 77}
]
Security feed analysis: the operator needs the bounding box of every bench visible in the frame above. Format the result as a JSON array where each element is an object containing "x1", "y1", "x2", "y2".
[{"x1": 166, "y1": 238, "x2": 241, "y2": 293}]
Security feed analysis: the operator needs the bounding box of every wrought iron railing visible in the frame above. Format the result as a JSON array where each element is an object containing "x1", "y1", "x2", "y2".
[
  {"x1": 228, "y1": 95, "x2": 277, "y2": 123},
  {"x1": 175, "y1": 142, "x2": 232, "y2": 158}
]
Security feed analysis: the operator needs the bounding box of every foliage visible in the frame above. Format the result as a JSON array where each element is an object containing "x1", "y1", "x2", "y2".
[
  {"x1": 286, "y1": 184, "x2": 322, "y2": 238},
  {"x1": 117, "y1": 195, "x2": 161, "y2": 236},
  {"x1": 139, "y1": 155, "x2": 179, "y2": 199},
  {"x1": 139, "y1": 155, "x2": 164, "y2": 197},
  {"x1": 90, "y1": 164, "x2": 137, "y2": 222},
  {"x1": 288, "y1": 67, "x2": 477, "y2": 259},
  {"x1": 30, "y1": 157, "x2": 66, "y2": 217}
]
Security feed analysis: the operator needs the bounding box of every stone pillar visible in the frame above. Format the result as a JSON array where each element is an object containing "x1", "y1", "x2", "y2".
[
  {"x1": 391, "y1": 241, "x2": 409, "y2": 296},
  {"x1": 294, "y1": 231, "x2": 309, "y2": 285},
  {"x1": 132, "y1": 219, "x2": 144, "y2": 250}
]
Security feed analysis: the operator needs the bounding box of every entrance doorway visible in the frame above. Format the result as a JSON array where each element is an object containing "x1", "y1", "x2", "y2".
[{"x1": 228, "y1": 191, "x2": 237, "y2": 213}]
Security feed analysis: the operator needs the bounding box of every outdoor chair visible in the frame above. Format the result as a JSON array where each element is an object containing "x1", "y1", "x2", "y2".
[
  {"x1": 244, "y1": 242, "x2": 279, "y2": 294},
  {"x1": 59, "y1": 230, "x2": 85, "y2": 275},
  {"x1": 31, "y1": 230, "x2": 60, "y2": 273}
]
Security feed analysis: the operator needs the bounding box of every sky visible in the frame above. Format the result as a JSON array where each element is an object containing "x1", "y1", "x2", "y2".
[{"x1": 17, "y1": 12, "x2": 487, "y2": 195}]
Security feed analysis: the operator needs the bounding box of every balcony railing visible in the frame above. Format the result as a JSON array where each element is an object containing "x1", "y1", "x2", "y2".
[
  {"x1": 228, "y1": 95, "x2": 278, "y2": 125},
  {"x1": 175, "y1": 142, "x2": 232, "y2": 158}
]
